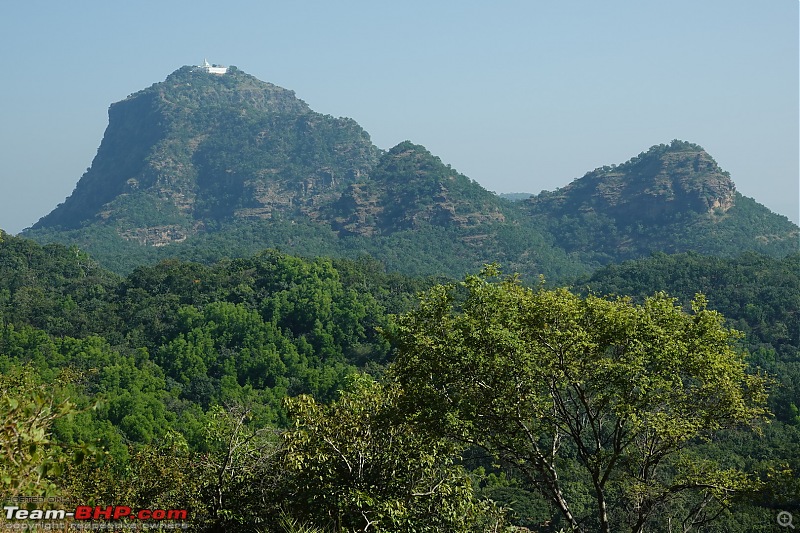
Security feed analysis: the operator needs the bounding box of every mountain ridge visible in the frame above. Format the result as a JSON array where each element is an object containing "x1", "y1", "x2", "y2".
[{"x1": 24, "y1": 66, "x2": 799, "y2": 277}]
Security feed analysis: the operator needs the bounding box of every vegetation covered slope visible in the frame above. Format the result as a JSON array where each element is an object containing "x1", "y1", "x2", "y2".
[
  {"x1": 578, "y1": 251, "x2": 800, "y2": 424},
  {"x1": 32, "y1": 65, "x2": 380, "y2": 239}
]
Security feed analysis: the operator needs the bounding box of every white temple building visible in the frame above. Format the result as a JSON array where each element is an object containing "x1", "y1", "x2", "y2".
[{"x1": 198, "y1": 59, "x2": 228, "y2": 75}]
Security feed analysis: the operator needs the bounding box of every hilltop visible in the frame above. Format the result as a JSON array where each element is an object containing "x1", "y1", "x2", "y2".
[{"x1": 522, "y1": 140, "x2": 799, "y2": 265}]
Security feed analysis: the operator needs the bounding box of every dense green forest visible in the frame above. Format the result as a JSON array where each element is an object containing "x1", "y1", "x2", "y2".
[{"x1": 1, "y1": 231, "x2": 798, "y2": 531}]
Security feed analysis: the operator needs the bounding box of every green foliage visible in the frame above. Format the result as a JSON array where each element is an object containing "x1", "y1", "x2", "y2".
[
  {"x1": 281, "y1": 374, "x2": 506, "y2": 532},
  {"x1": 579, "y1": 252, "x2": 800, "y2": 423},
  {"x1": 390, "y1": 267, "x2": 770, "y2": 532},
  {"x1": 0, "y1": 366, "x2": 86, "y2": 498},
  {"x1": 0, "y1": 226, "x2": 795, "y2": 531},
  {"x1": 276, "y1": 514, "x2": 327, "y2": 533},
  {"x1": 64, "y1": 407, "x2": 281, "y2": 532},
  {"x1": 198, "y1": 404, "x2": 283, "y2": 531},
  {"x1": 65, "y1": 430, "x2": 207, "y2": 522},
  {"x1": 0, "y1": 233, "x2": 120, "y2": 337}
]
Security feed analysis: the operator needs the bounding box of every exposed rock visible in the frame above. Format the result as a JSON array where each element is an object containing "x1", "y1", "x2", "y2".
[
  {"x1": 118, "y1": 225, "x2": 190, "y2": 247},
  {"x1": 526, "y1": 141, "x2": 737, "y2": 223}
]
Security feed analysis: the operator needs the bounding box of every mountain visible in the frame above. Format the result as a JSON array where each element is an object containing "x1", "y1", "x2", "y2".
[
  {"x1": 161, "y1": 142, "x2": 580, "y2": 281},
  {"x1": 521, "y1": 140, "x2": 799, "y2": 266},
  {"x1": 24, "y1": 67, "x2": 798, "y2": 278},
  {"x1": 33, "y1": 65, "x2": 379, "y2": 240},
  {"x1": 324, "y1": 141, "x2": 507, "y2": 236}
]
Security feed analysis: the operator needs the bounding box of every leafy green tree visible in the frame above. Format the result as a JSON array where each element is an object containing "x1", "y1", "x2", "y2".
[
  {"x1": 282, "y1": 374, "x2": 505, "y2": 532},
  {"x1": 0, "y1": 366, "x2": 85, "y2": 498},
  {"x1": 578, "y1": 252, "x2": 800, "y2": 426},
  {"x1": 390, "y1": 267, "x2": 770, "y2": 532},
  {"x1": 64, "y1": 430, "x2": 209, "y2": 525}
]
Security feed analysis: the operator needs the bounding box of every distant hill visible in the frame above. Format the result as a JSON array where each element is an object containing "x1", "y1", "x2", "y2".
[
  {"x1": 522, "y1": 140, "x2": 799, "y2": 267},
  {"x1": 24, "y1": 67, "x2": 799, "y2": 278}
]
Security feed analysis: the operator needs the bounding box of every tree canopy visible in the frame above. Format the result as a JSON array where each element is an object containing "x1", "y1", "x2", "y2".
[
  {"x1": 0, "y1": 230, "x2": 793, "y2": 531},
  {"x1": 390, "y1": 266, "x2": 770, "y2": 532}
]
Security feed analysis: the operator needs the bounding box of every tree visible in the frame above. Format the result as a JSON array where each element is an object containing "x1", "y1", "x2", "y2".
[
  {"x1": 0, "y1": 366, "x2": 84, "y2": 498},
  {"x1": 64, "y1": 431, "x2": 209, "y2": 526},
  {"x1": 390, "y1": 267, "x2": 769, "y2": 532},
  {"x1": 281, "y1": 374, "x2": 505, "y2": 532},
  {"x1": 199, "y1": 403, "x2": 282, "y2": 531}
]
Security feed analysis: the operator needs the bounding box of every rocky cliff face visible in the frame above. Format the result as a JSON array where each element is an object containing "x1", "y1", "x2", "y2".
[
  {"x1": 32, "y1": 66, "x2": 380, "y2": 242},
  {"x1": 521, "y1": 140, "x2": 797, "y2": 263},
  {"x1": 526, "y1": 141, "x2": 737, "y2": 223},
  {"x1": 325, "y1": 142, "x2": 508, "y2": 237}
]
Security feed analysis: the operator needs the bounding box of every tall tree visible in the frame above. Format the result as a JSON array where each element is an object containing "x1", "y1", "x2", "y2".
[{"x1": 390, "y1": 267, "x2": 769, "y2": 532}]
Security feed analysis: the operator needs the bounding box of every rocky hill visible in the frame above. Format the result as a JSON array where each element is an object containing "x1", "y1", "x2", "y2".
[
  {"x1": 34, "y1": 66, "x2": 379, "y2": 243},
  {"x1": 324, "y1": 142, "x2": 508, "y2": 236},
  {"x1": 522, "y1": 140, "x2": 798, "y2": 266},
  {"x1": 24, "y1": 68, "x2": 798, "y2": 278}
]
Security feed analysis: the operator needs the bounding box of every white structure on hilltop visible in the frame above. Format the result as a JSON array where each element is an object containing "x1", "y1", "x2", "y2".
[{"x1": 198, "y1": 59, "x2": 228, "y2": 75}]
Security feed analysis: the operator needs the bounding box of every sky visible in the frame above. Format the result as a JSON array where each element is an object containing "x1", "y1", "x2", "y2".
[{"x1": 1, "y1": 1, "x2": 797, "y2": 234}]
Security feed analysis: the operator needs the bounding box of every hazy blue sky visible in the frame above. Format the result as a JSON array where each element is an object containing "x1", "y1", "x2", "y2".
[{"x1": 1, "y1": 1, "x2": 797, "y2": 234}]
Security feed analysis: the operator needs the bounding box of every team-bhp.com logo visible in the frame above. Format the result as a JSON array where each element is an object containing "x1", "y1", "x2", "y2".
[{"x1": 4, "y1": 504, "x2": 188, "y2": 521}]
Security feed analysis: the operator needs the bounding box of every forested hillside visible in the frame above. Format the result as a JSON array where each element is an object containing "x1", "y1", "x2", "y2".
[
  {"x1": 580, "y1": 252, "x2": 800, "y2": 424},
  {"x1": 1, "y1": 231, "x2": 797, "y2": 531}
]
